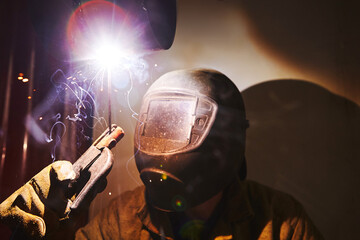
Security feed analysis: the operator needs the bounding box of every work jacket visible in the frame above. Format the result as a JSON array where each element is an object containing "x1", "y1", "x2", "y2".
[{"x1": 75, "y1": 178, "x2": 323, "y2": 240}]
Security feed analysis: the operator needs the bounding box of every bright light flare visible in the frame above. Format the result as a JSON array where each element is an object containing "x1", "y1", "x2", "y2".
[
  {"x1": 67, "y1": 0, "x2": 140, "y2": 66},
  {"x1": 93, "y1": 42, "x2": 131, "y2": 69}
]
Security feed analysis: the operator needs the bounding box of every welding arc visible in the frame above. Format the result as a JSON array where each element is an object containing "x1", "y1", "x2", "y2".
[{"x1": 107, "y1": 68, "x2": 111, "y2": 134}]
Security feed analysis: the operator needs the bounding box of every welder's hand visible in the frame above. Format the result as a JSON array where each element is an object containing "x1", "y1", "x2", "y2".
[{"x1": 0, "y1": 161, "x2": 76, "y2": 239}]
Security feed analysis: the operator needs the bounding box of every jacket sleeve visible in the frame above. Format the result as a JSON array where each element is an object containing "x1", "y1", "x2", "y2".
[
  {"x1": 75, "y1": 198, "x2": 122, "y2": 240},
  {"x1": 74, "y1": 187, "x2": 146, "y2": 240},
  {"x1": 291, "y1": 208, "x2": 324, "y2": 240}
]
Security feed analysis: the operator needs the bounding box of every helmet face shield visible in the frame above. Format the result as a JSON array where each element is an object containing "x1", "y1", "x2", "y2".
[
  {"x1": 134, "y1": 69, "x2": 247, "y2": 212},
  {"x1": 135, "y1": 92, "x2": 218, "y2": 155}
]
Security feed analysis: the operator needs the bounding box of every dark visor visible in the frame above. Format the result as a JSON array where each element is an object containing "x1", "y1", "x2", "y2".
[{"x1": 135, "y1": 93, "x2": 217, "y2": 155}]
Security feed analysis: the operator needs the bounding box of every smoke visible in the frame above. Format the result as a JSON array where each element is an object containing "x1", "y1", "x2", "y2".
[{"x1": 26, "y1": 55, "x2": 149, "y2": 161}]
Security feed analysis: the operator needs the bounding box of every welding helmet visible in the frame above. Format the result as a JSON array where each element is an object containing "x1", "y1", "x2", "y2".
[{"x1": 134, "y1": 69, "x2": 248, "y2": 212}]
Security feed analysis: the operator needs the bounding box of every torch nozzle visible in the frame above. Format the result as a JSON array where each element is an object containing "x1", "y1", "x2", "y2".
[{"x1": 93, "y1": 124, "x2": 124, "y2": 150}]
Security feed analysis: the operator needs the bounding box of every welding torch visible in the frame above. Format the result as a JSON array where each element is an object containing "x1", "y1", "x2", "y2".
[
  {"x1": 65, "y1": 124, "x2": 124, "y2": 216},
  {"x1": 0, "y1": 125, "x2": 124, "y2": 238}
]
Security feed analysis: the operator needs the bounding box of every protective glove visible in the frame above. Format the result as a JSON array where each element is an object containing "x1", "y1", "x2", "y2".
[{"x1": 0, "y1": 161, "x2": 76, "y2": 239}]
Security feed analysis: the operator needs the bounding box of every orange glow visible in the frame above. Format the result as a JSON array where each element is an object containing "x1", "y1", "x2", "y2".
[
  {"x1": 67, "y1": 0, "x2": 131, "y2": 58},
  {"x1": 175, "y1": 200, "x2": 182, "y2": 207},
  {"x1": 27, "y1": 96, "x2": 32, "y2": 100},
  {"x1": 18, "y1": 76, "x2": 23, "y2": 80},
  {"x1": 19, "y1": 73, "x2": 24, "y2": 77}
]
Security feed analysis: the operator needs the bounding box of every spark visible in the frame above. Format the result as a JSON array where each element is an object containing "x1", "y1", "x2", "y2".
[{"x1": 18, "y1": 73, "x2": 24, "y2": 80}]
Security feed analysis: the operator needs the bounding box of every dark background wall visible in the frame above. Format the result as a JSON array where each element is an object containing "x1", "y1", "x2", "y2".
[
  {"x1": 243, "y1": 80, "x2": 360, "y2": 239},
  {"x1": 0, "y1": 0, "x2": 359, "y2": 239}
]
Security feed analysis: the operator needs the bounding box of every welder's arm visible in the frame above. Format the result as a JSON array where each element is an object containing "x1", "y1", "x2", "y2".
[
  {"x1": 0, "y1": 125, "x2": 124, "y2": 239},
  {"x1": 0, "y1": 161, "x2": 77, "y2": 239}
]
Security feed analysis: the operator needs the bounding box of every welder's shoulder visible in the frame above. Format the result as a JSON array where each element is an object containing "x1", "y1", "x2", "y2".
[
  {"x1": 244, "y1": 180, "x2": 303, "y2": 217},
  {"x1": 111, "y1": 185, "x2": 147, "y2": 210},
  {"x1": 75, "y1": 185, "x2": 146, "y2": 240},
  {"x1": 243, "y1": 180, "x2": 324, "y2": 239}
]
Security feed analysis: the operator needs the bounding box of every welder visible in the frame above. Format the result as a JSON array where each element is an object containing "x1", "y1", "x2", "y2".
[{"x1": 0, "y1": 69, "x2": 323, "y2": 239}]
